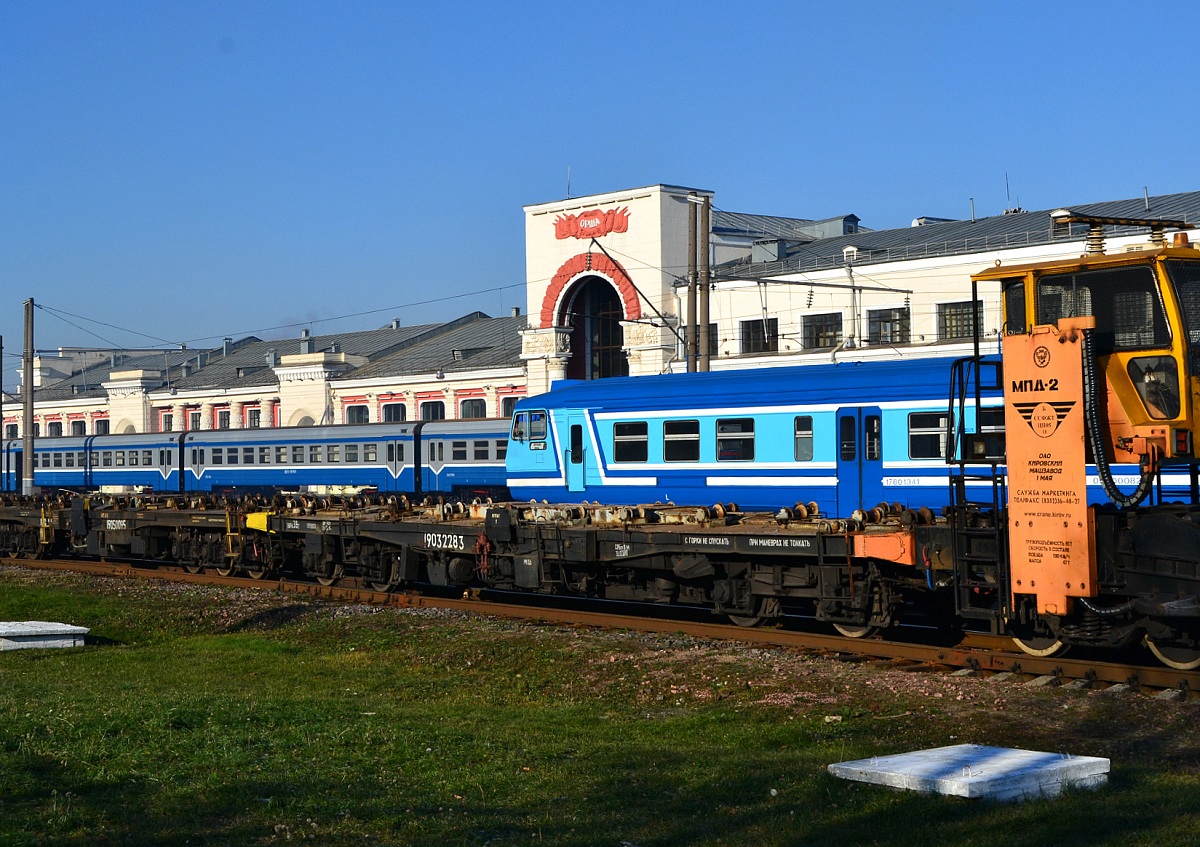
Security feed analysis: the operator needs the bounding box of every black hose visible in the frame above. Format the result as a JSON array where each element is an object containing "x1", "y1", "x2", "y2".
[
  {"x1": 1082, "y1": 329, "x2": 1153, "y2": 508},
  {"x1": 1077, "y1": 596, "x2": 1138, "y2": 617}
]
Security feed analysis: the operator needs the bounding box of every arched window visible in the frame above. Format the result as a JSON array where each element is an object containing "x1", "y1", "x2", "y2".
[
  {"x1": 459, "y1": 399, "x2": 487, "y2": 419},
  {"x1": 420, "y1": 401, "x2": 445, "y2": 421}
]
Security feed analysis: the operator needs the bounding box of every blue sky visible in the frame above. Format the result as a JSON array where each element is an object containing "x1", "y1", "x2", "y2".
[{"x1": 0, "y1": 1, "x2": 1190, "y2": 392}]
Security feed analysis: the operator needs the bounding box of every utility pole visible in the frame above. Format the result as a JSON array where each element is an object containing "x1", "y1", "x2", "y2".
[
  {"x1": 686, "y1": 193, "x2": 698, "y2": 372},
  {"x1": 698, "y1": 196, "x2": 712, "y2": 372},
  {"x1": 22, "y1": 299, "x2": 34, "y2": 495}
]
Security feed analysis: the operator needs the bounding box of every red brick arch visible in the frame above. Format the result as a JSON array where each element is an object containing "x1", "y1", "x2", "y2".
[{"x1": 540, "y1": 252, "x2": 642, "y2": 329}]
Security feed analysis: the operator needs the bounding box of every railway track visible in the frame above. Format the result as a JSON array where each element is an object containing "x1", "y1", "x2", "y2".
[{"x1": 13, "y1": 557, "x2": 1200, "y2": 697}]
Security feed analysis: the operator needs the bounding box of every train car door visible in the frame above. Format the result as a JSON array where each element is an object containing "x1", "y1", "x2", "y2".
[
  {"x1": 384, "y1": 440, "x2": 407, "y2": 493},
  {"x1": 835, "y1": 406, "x2": 883, "y2": 515},
  {"x1": 566, "y1": 415, "x2": 586, "y2": 493},
  {"x1": 187, "y1": 441, "x2": 205, "y2": 492}
]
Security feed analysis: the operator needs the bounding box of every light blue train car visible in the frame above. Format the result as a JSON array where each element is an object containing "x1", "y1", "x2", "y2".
[{"x1": 506, "y1": 355, "x2": 1175, "y2": 515}]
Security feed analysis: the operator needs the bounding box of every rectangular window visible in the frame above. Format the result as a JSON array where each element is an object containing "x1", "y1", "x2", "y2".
[
  {"x1": 143, "y1": 450, "x2": 154, "y2": 467},
  {"x1": 292, "y1": 446, "x2": 304, "y2": 464},
  {"x1": 365, "y1": 444, "x2": 378, "y2": 462},
  {"x1": 613, "y1": 421, "x2": 648, "y2": 463},
  {"x1": 71, "y1": 420, "x2": 86, "y2": 436},
  {"x1": 247, "y1": 408, "x2": 261, "y2": 428},
  {"x1": 4, "y1": 424, "x2": 16, "y2": 439},
  {"x1": 160, "y1": 450, "x2": 172, "y2": 467},
  {"x1": 1003, "y1": 279, "x2": 1027, "y2": 335},
  {"x1": 802, "y1": 313, "x2": 843, "y2": 349},
  {"x1": 452, "y1": 441, "x2": 467, "y2": 461},
  {"x1": 474, "y1": 441, "x2": 490, "y2": 460},
  {"x1": 909, "y1": 412, "x2": 948, "y2": 459},
  {"x1": 429, "y1": 442, "x2": 444, "y2": 462},
  {"x1": 867, "y1": 308, "x2": 910, "y2": 345},
  {"x1": 258, "y1": 447, "x2": 270, "y2": 464},
  {"x1": 212, "y1": 449, "x2": 223, "y2": 465},
  {"x1": 839, "y1": 416, "x2": 856, "y2": 461},
  {"x1": 663, "y1": 420, "x2": 700, "y2": 462},
  {"x1": 501, "y1": 397, "x2": 517, "y2": 418},
  {"x1": 938, "y1": 301, "x2": 978, "y2": 341},
  {"x1": 160, "y1": 414, "x2": 172, "y2": 433},
  {"x1": 39, "y1": 453, "x2": 49, "y2": 468},
  {"x1": 865, "y1": 414, "x2": 882, "y2": 461},
  {"x1": 794, "y1": 416, "x2": 814, "y2": 461},
  {"x1": 115, "y1": 451, "x2": 125, "y2": 467},
  {"x1": 327, "y1": 445, "x2": 340, "y2": 463},
  {"x1": 101, "y1": 451, "x2": 112, "y2": 467},
  {"x1": 129, "y1": 451, "x2": 139, "y2": 467},
  {"x1": 65, "y1": 452, "x2": 75, "y2": 468},
  {"x1": 511, "y1": 410, "x2": 548, "y2": 441},
  {"x1": 48, "y1": 422, "x2": 63, "y2": 437},
  {"x1": 495, "y1": 439, "x2": 507, "y2": 461},
  {"x1": 717, "y1": 418, "x2": 755, "y2": 461},
  {"x1": 53, "y1": 452, "x2": 63, "y2": 468},
  {"x1": 94, "y1": 419, "x2": 109, "y2": 435},
  {"x1": 345, "y1": 406, "x2": 369, "y2": 425},
  {"x1": 275, "y1": 446, "x2": 288, "y2": 464},
  {"x1": 459, "y1": 398, "x2": 487, "y2": 419},
  {"x1": 188, "y1": 411, "x2": 201, "y2": 430},
  {"x1": 740, "y1": 318, "x2": 779, "y2": 354},
  {"x1": 217, "y1": 409, "x2": 231, "y2": 430},
  {"x1": 310, "y1": 446, "x2": 322, "y2": 464},
  {"x1": 421, "y1": 401, "x2": 446, "y2": 421},
  {"x1": 382, "y1": 403, "x2": 406, "y2": 422},
  {"x1": 239, "y1": 447, "x2": 251, "y2": 465},
  {"x1": 345, "y1": 444, "x2": 359, "y2": 463},
  {"x1": 227, "y1": 447, "x2": 239, "y2": 465}
]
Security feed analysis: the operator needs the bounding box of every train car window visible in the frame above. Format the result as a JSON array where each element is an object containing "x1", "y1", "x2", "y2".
[
  {"x1": 259, "y1": 447, "x2": 270, "y2": 464},
  {"x1": 128, "y1": 451, "x2": 139, "y2": 466},
  {"x1": 227, "y1": 448, "x2": 239, "y2": 466},
  {"x1": 664, "y1": 420, "x2": 700, "y2": 462},
  {"x1": 511, "y1": 410, "x2": 548, "y2": 442},
  {"x1": 495, "y1": 439, "x2": 507, "y2": 460},
  {"x1": 346, "y1": 444, "x2": 359, "y2": 463},
  {"x1": 371, "y1": 444, "x2": 382, "y2": 462},
  {"x1": 292, "y1": 446, "x2": 304, "y2": 464},
  {"x1": 143, "y1": 450, "x2": 153, "y2": 467},
  {"x1": 864, "y1": 415, "x2": 882, "y2": 461},
  {"x1": 244, "y1": 447, "x2": 255, "y2": 465},
  {"x1": 1037, "y1": 266, "x2": 1169, "y2": 350},
  {"x1": 65, "y1": 453, "x2": 75, "y2": 468},
  {"x1": 569, "y1": 425, "x2": 584, "y2": 463},
  {"x1": 474, "y1": 441, "x2": 489, "y2": 460},
  {"x1": 327, "y1": 445, "x2": 340, "y2": 463},
  {"x1": 275, "y1": 447, "x2": 288, "y2": 464},
  {"x1": 1002, "y1": 279, "x2": 1026, "y2": 334},
  {"x1": 909, "y1": 412, "x2": 948, "y2": 459},
  {"x1": 838, "y1": 417, "x2": 856, "y2": 461},
  {"x1": 212, "y1": 450, "x2": 223, "y2": 465},
  {"x1": 53, "y1": 452, "x2": 63, "y2": 468},
  {"x1": 717, "y1": 419, "x2": 755, "y2": 462},
  {"x1": 613, "y1": 422, "x2": 649, "y2": 463},
  {"x1": 429, "y1": 442, "x2": 444, "y2": 462},
  {"x1": 452, "y1": 441, "x2": 467, "y2": 461},
  {"x1": 794, "y1": 417, "x2": 814, "y2": 461},
  {"x1": 39, "y1": 453, "x2": 49, "y2": 468},
  {"x1": 102, "y1": 451, "x2": 113, "y2": 468},
  {"x1": 310, "y1": 446, "x2": 322, "y2": 464},
  {"x1": 115, "y1": 451, "x2": 125, "y2": 467},
  {"x1": 79, "y1": 452, "x2": 88, "y2": 468}
]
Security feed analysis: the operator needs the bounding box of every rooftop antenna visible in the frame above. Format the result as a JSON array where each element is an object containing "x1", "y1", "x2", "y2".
[
  {"x1": 1005, "y1": 173, "x2": 1011, "y2": 207},
  {"x1": 1144, "y1": 186, "x2": 1150, "y2": 212},
  {"x1": 566, "y1": 165, "x2": 572, "y2": 199}
]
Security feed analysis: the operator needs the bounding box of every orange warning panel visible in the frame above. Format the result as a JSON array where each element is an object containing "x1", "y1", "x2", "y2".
[{"x1": 1003, "y1": 324, "x2": 1096, "y2": 615}]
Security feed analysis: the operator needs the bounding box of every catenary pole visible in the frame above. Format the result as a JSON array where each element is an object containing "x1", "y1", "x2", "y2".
[
  {"x1": 686, "y1": 193, "x2": 697, "y2": 372},
  {"x1": 22, "y1": 299, "x2": 34, "y2": 495}
]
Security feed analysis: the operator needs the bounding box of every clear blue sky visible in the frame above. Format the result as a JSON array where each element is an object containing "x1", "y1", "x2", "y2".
[{"x1": 1, "y1": 1, "x2": 1191, "y2": 392}]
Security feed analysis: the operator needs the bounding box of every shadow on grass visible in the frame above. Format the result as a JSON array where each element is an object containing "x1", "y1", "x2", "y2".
[{"x1": 225, "y1": 603, "x2": 314, "y2": 633}]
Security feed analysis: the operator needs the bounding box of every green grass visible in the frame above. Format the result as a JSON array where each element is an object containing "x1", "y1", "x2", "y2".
[{"x1": 2, "y1": 567, "x2": 1199, "y2": 846}]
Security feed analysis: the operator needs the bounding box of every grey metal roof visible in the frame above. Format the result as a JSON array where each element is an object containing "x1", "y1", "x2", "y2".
[
  {"x1": 713, "y1": 189, "x2": 1200, "y2": 281},
  {"x1": 30, "y1": 348, "x2": 210, "y2": 402},
  {"x1": 346, "y1": 313, "x2": 527, "y2": 380}
]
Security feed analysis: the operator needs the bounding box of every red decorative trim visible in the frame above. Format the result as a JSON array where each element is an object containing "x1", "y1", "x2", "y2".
[
  {"x1": 540, "y1": 252, "x2": 642, "y2": 329},
  {"x1": 554, "y1": 206, "x2": 630, "y2": 240}
]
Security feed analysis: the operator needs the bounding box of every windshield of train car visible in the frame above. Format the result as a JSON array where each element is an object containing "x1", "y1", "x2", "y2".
[
  {"x1": 510, "y1": 410, "x2": 547, "y2": 442},
  {"x1": 1036, "y1": 265, "x2": 1170, "y2": 351},
  {"x1": 1166, "y1": 259, "x2": 1200, "y2": 378}
]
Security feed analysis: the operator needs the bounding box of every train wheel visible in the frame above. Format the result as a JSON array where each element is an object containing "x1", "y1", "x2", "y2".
[
  {"x1": 1144, "y1": 636, "x2": 1200, "y2": 670},
  {"x1": 833, "y1": 622, "x2": 880, "y2": 638},
  {"x1": 215, "y1": 564, "x2": 236, "y2": 577},
  {"x1": 245, "y1": 566, "x2": 269, "y2": 580},
  {"x1": 316, "y1": 576, "x2": 336, "y2": 587},
  {"x1": 1012, "y1": 635, "x2": 1068, "y2": 658},
  {"x1": 727, "y1": 611, "x2": 763, "y2": 627},
  {"x1": 183, "y1": 563, "x2": 204, "y2": 574}
]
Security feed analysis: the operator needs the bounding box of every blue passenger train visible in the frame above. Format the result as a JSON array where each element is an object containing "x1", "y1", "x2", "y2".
[
  {"x1": 0, "y1": 419, "x2": 511, "y2": 498},
  {"x1": 504, "y1": 355, "x2": 1162, "y2": 514}
]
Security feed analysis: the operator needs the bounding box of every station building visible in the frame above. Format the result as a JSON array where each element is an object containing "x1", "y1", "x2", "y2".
[{"x1": 8, "y1": 185, "x2": 1200, "y2": 438}]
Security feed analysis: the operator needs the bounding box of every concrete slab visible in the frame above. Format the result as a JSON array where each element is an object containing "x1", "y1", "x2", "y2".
[
  {"x1": 0, "y1": 621, "x2": 90, "y2": 651},
  {"x1": 828, "y1": 744, "x2": 1109, "y2": 801}
]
